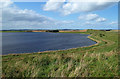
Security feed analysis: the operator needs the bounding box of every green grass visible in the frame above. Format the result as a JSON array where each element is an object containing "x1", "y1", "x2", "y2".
[{"x1": 1, "y1": 29, "x2": 119, "y2": 77}]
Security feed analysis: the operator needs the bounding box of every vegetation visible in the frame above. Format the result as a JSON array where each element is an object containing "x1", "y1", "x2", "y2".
[
  {"x1": 46, "y1": 30, "x2": 59, "y2": 32},
  {"x1": 2, "y1": 30, "x2": 119, "y2": 77},
  {"x1": 0, "y1": 30, "x2": 59, "y2": 33}
]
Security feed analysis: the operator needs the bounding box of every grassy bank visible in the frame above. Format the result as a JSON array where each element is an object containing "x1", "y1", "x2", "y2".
[{"x1": 2, "y1": 30, "x2": 119, "y2": 77}]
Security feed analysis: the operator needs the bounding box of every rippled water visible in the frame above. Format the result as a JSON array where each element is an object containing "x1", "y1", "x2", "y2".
[{"x1": 2, "y1": 32, "x2": 96, "y2": 55}]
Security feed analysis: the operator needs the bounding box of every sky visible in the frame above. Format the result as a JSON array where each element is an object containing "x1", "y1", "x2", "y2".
[{"x1": 1, "y1": 0, "x2": 119, "y2": 30}]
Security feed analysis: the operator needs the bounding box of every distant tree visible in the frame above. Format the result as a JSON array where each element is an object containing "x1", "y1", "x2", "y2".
[{"x1": 46, "y1": 30, "x2": 59, "y2": 32}]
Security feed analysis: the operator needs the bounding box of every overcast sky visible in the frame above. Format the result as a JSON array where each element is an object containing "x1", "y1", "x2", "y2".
[{"x1": 1, "y1": 0, "x2": 119, "y2": 30}]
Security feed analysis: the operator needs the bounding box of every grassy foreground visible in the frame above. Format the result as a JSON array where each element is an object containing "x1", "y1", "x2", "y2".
[{"x1": 2, "y1": 30, "x2": 119, "y2": 77}]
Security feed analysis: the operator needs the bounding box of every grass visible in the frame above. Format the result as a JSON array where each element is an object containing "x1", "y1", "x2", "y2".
[{"x1": 1, "y1": 29, "x2": 119, "y2": 77}]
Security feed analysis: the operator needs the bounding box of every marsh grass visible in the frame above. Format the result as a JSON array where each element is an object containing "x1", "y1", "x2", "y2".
[{"x1": 2, "y1": 30, "x2": 119, "y2": 77}]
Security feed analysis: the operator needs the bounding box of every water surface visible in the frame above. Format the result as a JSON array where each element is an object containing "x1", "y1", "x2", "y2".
[{"x1": 2, "y1": 32, "x2": 96, "y2": 55}]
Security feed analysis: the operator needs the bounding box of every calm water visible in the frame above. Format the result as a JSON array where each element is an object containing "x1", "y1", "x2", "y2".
[{"x1": 2, "y1": 32, "x2": 96, "y2": 55}]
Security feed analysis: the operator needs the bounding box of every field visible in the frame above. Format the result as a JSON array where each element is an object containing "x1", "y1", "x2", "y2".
[{"x1": 1, "y1": 30, "x2": 119, "y2": 77}]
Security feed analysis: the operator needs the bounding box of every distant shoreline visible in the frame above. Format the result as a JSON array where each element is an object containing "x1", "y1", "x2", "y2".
[{"x1": 0, "y1": 29, "x2": 118, "y2": 33}]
